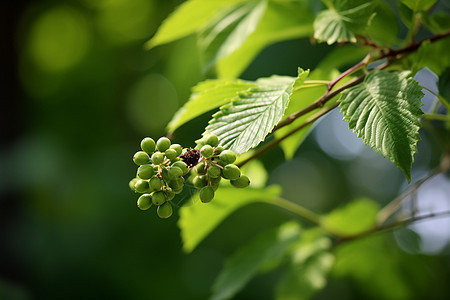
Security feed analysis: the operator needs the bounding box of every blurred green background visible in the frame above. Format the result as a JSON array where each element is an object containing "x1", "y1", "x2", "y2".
[{"x1": 1, "y1": 0, "x2": 450, "y2": 299}]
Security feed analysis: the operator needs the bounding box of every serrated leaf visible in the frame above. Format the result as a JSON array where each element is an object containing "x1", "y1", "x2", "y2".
[
  {"x1": 216, "y1": 0, "x2": 314, "y2": 78},
  {"x1": 313, "y1": 0, "x2": 375, "y2": 45},
  {"x1": 339, "y1": 70, "x2": 424, "y2": 182},
  {"x1": 199, "y1": 0, "x2": 267, "y2": 72},
  {"x1": 178, "y1": 185, "x2": 281, "y2": 253},
  {"x1": 167, "y1": 79, "x2": 255, "y2": 133},
  {"x1": 205, "y1": 76, "x2": 295, "y2": 153},
  {"x1": 321, "y1": 198, "x2": 379, "y2": 236},
  {"x1": 211, "y1": 222, "x2": 301, "y2": 300},
  {"x1": 145, "y1": 0, "x2": 248, "y2": 49}
]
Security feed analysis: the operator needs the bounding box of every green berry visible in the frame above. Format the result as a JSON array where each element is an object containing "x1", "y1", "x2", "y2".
[
  {"x1": 151, "y1": 152, "x2": 164, "y2": 165},
  {"x1": 200, "y1": 145, "x2": 214, "y2": 158},
  {"x1": 214, "y1": 146, "x2": 224, "y2": 155},
  {"x1": 199, "y1": 186, "x2": 214, "y2": 203},
  {"x1": 135, "y1": 179, "x2": 150, "y2": 193},
  {"x1": 140, "y1": 137, "x2": 156, "y2": 154},
  {"x1": 156, "y1": 137, "x2": 171, "y2": 152},
  {"x1": 161, "y1": 167, "x2": 170, "y2": 181},
  {"x1": 211, "y1": 184, "x2": 219, "y2": 191},
  {"x1": 219, "y1": 150, "x2": 236, "y2": 165},
  {"x1": 169, "y1": 144, "x2": 183, "y2": 156},
  {"x1": 209, "y1": 176, "x2": 221, "y2": 186},
  {"x1": 168, "y1": 177, "x2": 184, "y2": 190},
  {"x1": 149, "y1": 176, "x2": 163, "y2": 191},
  {"x1": 133, "y1": 151, "x2": 150, "y2": 165},
  {"x1": 165, "y1": 148, "x2": 178, "y2": 161},
  {"x1": 137, "y1": 194, "x2": 152, "y2": 210},
  {"x1": 137, "y1": 164, "x2": 154, "y2": 179},
  {"x1": 172, "y1": 161, "x2": 188, "y2": 175},
  {"x1": 194, "y1": 162, "x2": 206, "y2": 175},
  {"x1": 129, "y1": 178, "x2": 139, "y2": 191},
  {"x1": 168, "y1": 166, "x2": 183, "y2": 179},
  {"x1": 193, "y1": 175, "x2": 207, "y2": 189},
  {"x1": 204, "y1": 134, "x2": 219, "y2": 147},
  {"x1": 157, "y1": 202, "x2": 173, "y2": 218},
  {"x1": 173, "y1": 186, "x2": 183, "y2": 194},
  {"x1": 152, "y1": 191, "x2": 166, "y2": 205},
  {"x1": 207, "y1": 165, "x2": 221, "y2": 178},
  {"x1": 222, "y1": 164, "x2": 241, "y2": 180},
  {"x1": 231, "y1": 175, "x2": 250, "y2": 188},
  {"x1": 165, "y1": 187, "x2": 175, "y2": 200}
]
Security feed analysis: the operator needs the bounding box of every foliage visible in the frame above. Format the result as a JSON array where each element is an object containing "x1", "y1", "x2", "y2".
[{"x1": 132, "y1": 0, "x2": 450, "y2": 299}]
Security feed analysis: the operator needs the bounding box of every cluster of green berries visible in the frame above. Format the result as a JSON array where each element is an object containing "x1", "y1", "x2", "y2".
[
  {"x1": 193, "y1": 134, "x2": 250, "y2": 203},
  {"x1": 129, "y1": 134, "x2": 249, "y2": 218}
]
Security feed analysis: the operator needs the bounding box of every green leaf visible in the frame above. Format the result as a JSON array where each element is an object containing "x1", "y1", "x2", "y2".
[
  {"x1": 313, "y1": 0, "x2": 375, "y2": 45},
  {"x1": 145, "y1": 0, "x2": 248, "y2": 49},
  {"x1": 339, "y1": 70, "x2": 424, "y2": 182},
  {"x1": 199, "y1": 0, "x2": 267, "y2": 72},
  {"x1": 178, "y1": 185, "x2": 281, "y2": 252},
  {"x1": 215, "y1": 0, "x2": 314, "y2": 78},
  {"x1": 400, "y1": 0, "x2": 437, "y2": 11},
  {"x1": 211, "y1": 222, "x2": 301, "y2": 300},
  {"x1": 167, "y1": 79, "x2": 255, "y2": 133},
  {"x1": 321, "y1": 198, "x2": 379, "y2": 236},
  {"x1": 205, "y1": 76, "x2": 295, "y2": 153},
  {"x1": 410, "y1": 39, "x2": 450, "y2": 77}
]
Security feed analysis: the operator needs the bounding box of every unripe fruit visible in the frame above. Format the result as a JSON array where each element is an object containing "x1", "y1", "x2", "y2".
[
  {"x1": 193, "y1": 175, "x2": 207, "y2": 189},
  {"x1": 161, "y1": 167, "x2": 170, "y2": 181},
  {"x1": 168, "y1": 166, "x2": 183, "y2": 179},
  {"x1": 207, "y1": 165, "x2": 221, "y2": 178},
  {"x1": 231, "y1": 175, "x2": 250, "y2": 188},
  {"x1": 129, "y1": 178, "x2": 139, "y2": 191},
  {"x1": 211, "y1": 184, "x2": 219, "y2": 191},
  {"x1": 149, "y1": 176, "x2": 163, "y2": 191},
  {"x1": 173, "y1": 186, "x2": 183, "y2": 194},
  {"x1": 165, "y1": 149, "x2": 178, "y2": 161},
  {"x1": 209, "y1": 175, "x2": 221, "y2": 186},
  {"x1": 137, "y1": 194, "x2": 152, "y2": 210},
  {"x1": 204, "y1": 134, "x2": 219, "y2": 147},
  {"x1": 137, "y1": 164, "x2": 154, "y2": 179},
  {"x1": 200, "y1": 186, "x2": 214, "y2": 203},
  {"x1": 156, "y1": 137, "x2": 171, "y2": 152},
  {"x1": 194, "y1": 162, "x2": 206, "y2": 175},
  {"x1": 214, "y1": 146, "x2": 224, "y2": 155},
  {"x1": 169, "y1": 144, "x2": 183, "y2": 156},
  {"x1": 200, "y1": 145, "x2": 214, "y2": 158},
  {"x1": 135, "y1": 179, "x2": 150, "y2": 193},
  {"x1": 157, "y1": 202, "x2": 173, "y2": 218},
  {"x1": 222, "y1": 164, "x2": 241, "y2": 180},
  {"x1": 165, "y1": 187, "x2": 175, "y2": 200},
  {"x1": 133, "y1": 151, "x2": 150, "y2": 165},
  {"x1": 172, "y1": 161, "x2": 188, "y2": 175},
  {"x1": 151, "y1": 152, "x2": 164, "y2": 165},
  {"x1": 219, "y1": 150, "x2": 236, "y2": 165},
  {"x1": 141, "y1": 137, "x2": 156, "y2": 154},
  {"x1": 168, "y1": 177, "x2": 184, "y2": 190},
  {"x1": 152, "y1": 191, "x2": 166, "y2": 205}
]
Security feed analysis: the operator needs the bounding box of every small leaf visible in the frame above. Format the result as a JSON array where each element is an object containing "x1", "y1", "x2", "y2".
[
  {"x1": 275, "y1": 233, "x2": 334, "y2": 300},
  {"x1": 199, "y1": 0, "x2": 267, "y2": 72},
  {"x1": 205, "y1": 75, "x2": 295, "y2": 153},
  {"x1": 167, "y1": 79, "x2": 255, "y2": 133},
  {"x1": 321, "y1": 198, "x2": 379, "y2": 236},
  {"x1": 145, "y1": 0, "x2": 248, "y2": 49},
  {"x1": 178, "y1": 185, "x2": 281, "y2": 253},
  {"x1": 339, "y1": 70, "x2": 424, "y2": 182},
  {"x1": 211, "y1": 222, "x2": 301, "y2": 300},
  {"x1": 313, "y1": 0, "x2": 375, "y2": 45}
]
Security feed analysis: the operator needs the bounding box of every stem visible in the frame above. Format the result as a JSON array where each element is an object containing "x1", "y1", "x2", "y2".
[
  {"x1": 340, "y1": 210, "x2": 450, "y2": 242},
  {"x1": 271, "y1": 197, "x2": 322, "y2": 225},
  {"x1": 423, "y1": 113, "x2": 449, "y2": 122}
]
